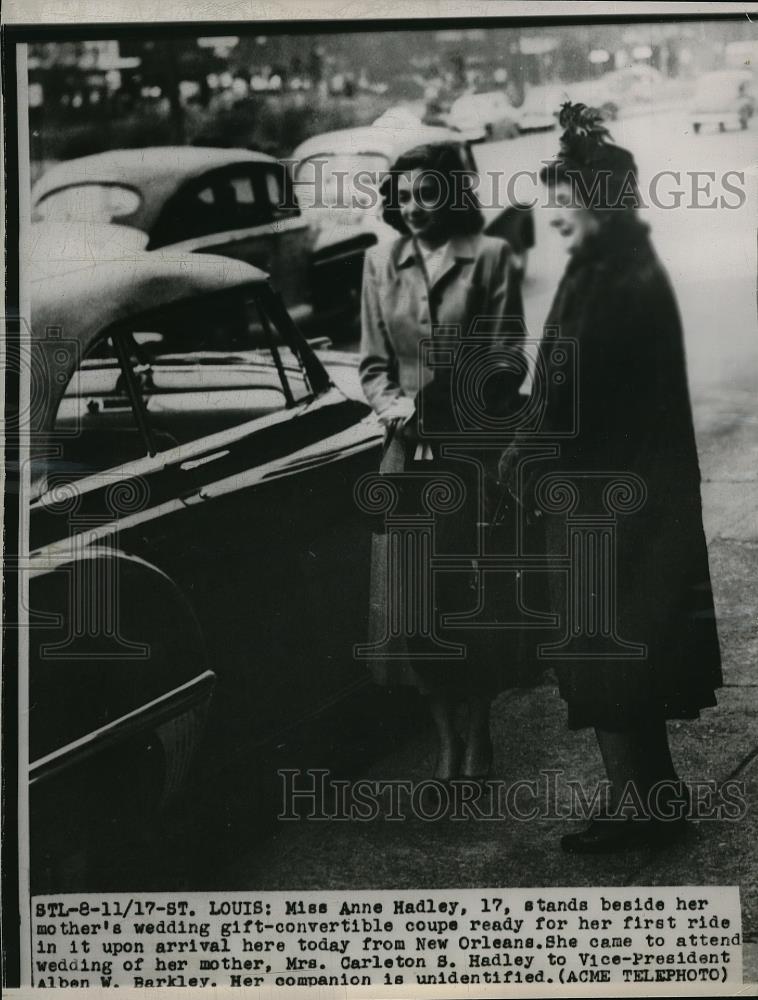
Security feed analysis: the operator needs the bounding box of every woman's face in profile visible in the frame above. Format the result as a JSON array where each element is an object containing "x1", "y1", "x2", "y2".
[
  {"x1": 397, "y1": 168, "x2": 448, "y2": 245},
  {"x1": 548, "y1": 181, "x2": 600, "y2": 253}
]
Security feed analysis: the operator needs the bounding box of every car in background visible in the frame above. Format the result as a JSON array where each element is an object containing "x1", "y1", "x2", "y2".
[
  {"x1": 30, "y1": 146, "x2": 370, "y2": 334},
  {"x1": 446, "y1": 90, "x2": 521, "y2": 141},
  {"x1": 422, "y1": 87, "x2": 458, "y2": 128},
  {"x1": 293, "y1": 124, "x2": 469, "y2": 243},
  {"x1": 691, "y1": 70, "x2": 755, "y2": 133},
  {"x1": 516, "y1": 85, "x2": 567, "y2": 133},
  {"x1": 27, "y1": 223, "x2": 382, "y2": 888},
  {"x1": 372, "y1": 104, "x2": 425, "y2": 130},
  {"x1": 292, "y1": 124, "x2": 535, "y2": 272},
  {"x1": 603, "y1": 65, "x2": 665, "y2": 112},
  {"x1": 564, "y1": 65, "x2": 667, "y2": 121}
]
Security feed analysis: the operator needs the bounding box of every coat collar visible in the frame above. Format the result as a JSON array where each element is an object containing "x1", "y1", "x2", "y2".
[
  {"x1": 568, "y1": 215, "x2": 651, "y2": 267},
  {"x1": 396, "y1": 234, "x2": 479, "y2": 282}
]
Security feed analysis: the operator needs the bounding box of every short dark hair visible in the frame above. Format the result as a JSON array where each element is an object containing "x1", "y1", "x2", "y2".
[{"x1": 379, "y1": 142, "x2": 484, "y2": 236}]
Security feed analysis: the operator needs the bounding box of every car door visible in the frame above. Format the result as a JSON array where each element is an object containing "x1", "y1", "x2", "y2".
[
  {"x1": 34, "y1": 285, "x2": 382, "y2": 769},
  {"x1": 129, "y1": 393, "x2": 381, "y2": 766}
]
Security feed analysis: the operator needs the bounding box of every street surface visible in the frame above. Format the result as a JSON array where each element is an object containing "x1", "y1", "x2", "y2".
[{"x1": 154, "y1": 110, "x2": 758, "y2": 971}]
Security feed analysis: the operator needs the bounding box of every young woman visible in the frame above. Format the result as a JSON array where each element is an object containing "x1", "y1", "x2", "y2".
[
  {"x1": 359, "y1": 142, "x2": 527, "y2": 781},
  {"x1": 501, "y1": 104, "x2": 722, "y2": 851}
]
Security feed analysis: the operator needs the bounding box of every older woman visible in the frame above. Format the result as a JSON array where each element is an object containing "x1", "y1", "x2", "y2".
[
  {"x1": 502, "y1": 104, "x2": 722, "y2": 851},
  {"x1": 360, "y1": 142, "x2": 527, "y2": 782}
]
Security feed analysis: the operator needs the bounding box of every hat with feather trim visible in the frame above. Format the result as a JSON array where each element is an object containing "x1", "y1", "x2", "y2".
[{"x1": 540, "y1": 102, "x2": 641, "y2": 210}]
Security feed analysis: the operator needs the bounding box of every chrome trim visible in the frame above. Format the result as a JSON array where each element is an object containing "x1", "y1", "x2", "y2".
[{"x1": 29, "y1": 670, "x2": 216, "y2": 788}]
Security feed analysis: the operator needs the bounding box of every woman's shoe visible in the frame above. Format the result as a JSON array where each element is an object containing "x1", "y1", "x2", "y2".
[{"x1": 560, "y1": 815, "x2": 687, "y2": 855}]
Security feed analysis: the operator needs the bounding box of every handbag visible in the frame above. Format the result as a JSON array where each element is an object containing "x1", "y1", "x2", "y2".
[{"x1": 364, "y1": 419, "x2": 418, "y2": 686}]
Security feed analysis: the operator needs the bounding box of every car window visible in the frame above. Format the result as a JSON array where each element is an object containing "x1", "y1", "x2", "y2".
[
  {"x1": 149, "y1": 178, "x2": 225, "y2": 245},
  {"x1": 150, "y1": 164, "x2": 299, "y2": 247},
  {"x1": 34, "y1": 184, "x2": 141, "y2": 223},
  {"x1": 265, "y1": 171, "x2": 281, "y2": 204},
  {"x1": 295, "y1": 153, "x2": 389, "y2": 210},
  {"x1": 149, "y1": 169, "x2": 264, "y2": 246},
  {"x1": 213, "y1": 171, "x2": 264, "y2": 226},
  {"x1": 230, "y1": 175, "x2": 255, "y2": 204},
  {"x1": 259, "y1": 164, "x2": 301, "y2": 221},
  {"x1": 52, "y1": 290, "x2": 312, "y2": 478}
]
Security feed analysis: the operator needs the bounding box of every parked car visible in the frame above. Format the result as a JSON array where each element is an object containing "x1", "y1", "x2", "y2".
[
  {"x1": 446, "y1": 90, "x2": 521, "y2": 141},
  {"x1": 27, "y1": 223, "x2": 383, "y2": 886},
  {"x1": 563, "y1": 65, "x2": 668, "y2": 122},
  {"x1": 372, "y1": 104, "x2": 425, "y2": 130},
  {"x1": 691, "y1": 70, "x2": 755, "y2": 133},
  {"x1": 516, "y1": 85, "x2": 566, "y2": 133},
  {"x1": 292, "y1": 124, "x2": 535, "y2": 270},
  {"x1": 30, "y1": 146, "x2": 371, "y2": 334}
]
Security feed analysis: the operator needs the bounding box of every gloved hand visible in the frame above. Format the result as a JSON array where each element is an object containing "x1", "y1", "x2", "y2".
[
  {"x1": 498, "y1": 445, "x2": 522, "y2": 501},
  {"x1": 377, "y1": 396, "x2": 416, "y2": 428}
]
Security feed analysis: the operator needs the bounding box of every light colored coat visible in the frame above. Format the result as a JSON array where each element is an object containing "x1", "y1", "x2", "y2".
[
  {"x1": 359, "y1": 232, "x2": 520, "y2": 417},
  {"x1": 359, "y1": 230, "x2": 529, "y2": 693}
]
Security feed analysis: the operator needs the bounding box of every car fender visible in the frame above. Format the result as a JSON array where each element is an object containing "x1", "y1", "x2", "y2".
[{"x1": 29, "y1": 543, "x2": 214, "y2": 800}]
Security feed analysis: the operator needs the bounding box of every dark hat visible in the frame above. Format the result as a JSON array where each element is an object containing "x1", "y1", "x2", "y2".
[{"x1": 540, "y1": 102, "x2": 640, "y2": 210}]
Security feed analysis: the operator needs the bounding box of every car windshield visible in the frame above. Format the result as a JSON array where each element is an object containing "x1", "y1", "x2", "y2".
[
  {"x1": 295, "y1": 153, "x2": 389, "y2": 210},
  {"x1": 35, "y1": 184, "x2": 141, "y2": 223},
  {"x1": 85, "y1": 292, "x2": 297, "y2": 362},
  {"x1": 49, "y1": 286, "x2": 319, "y2": 481}
]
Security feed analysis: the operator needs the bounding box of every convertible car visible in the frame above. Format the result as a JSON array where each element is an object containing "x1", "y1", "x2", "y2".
[
  {"x1": 30, "y1": 146, "x2": 372, "y2": 334},
  {"x1": 27, "y1": 224, "x2": 383, "y2": 885}
]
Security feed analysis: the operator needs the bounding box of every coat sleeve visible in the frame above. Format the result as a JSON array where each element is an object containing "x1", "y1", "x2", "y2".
[{"x1": 358, "y1": 247, "x2": 405, "y2": 416}]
